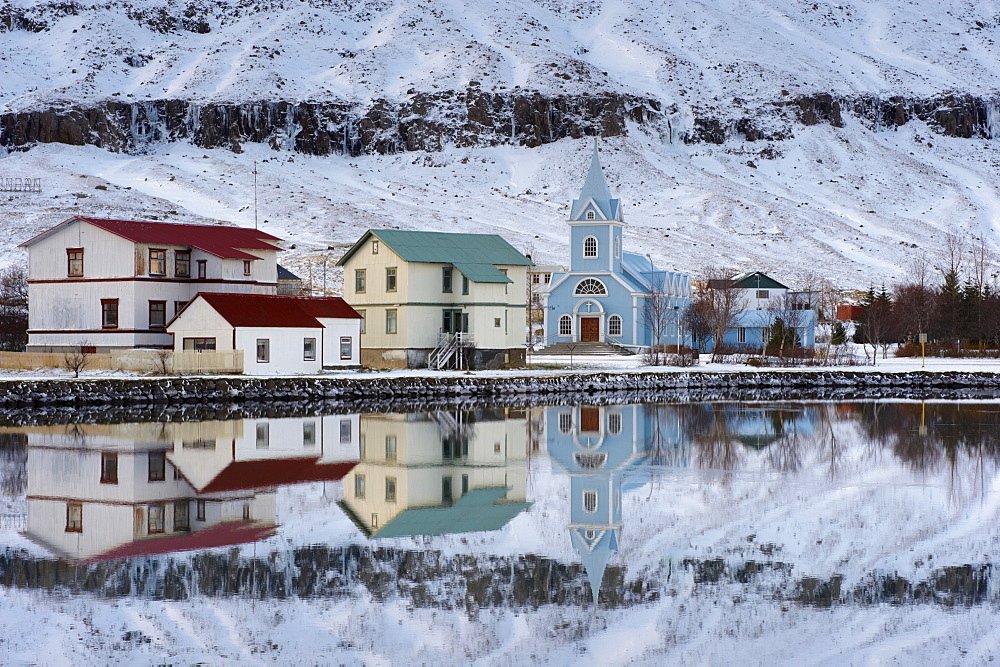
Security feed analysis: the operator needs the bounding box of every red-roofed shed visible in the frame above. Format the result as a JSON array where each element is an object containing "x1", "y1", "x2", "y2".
[{"x1": 168, "y1": 293, "x2": 362, "y2": 373}]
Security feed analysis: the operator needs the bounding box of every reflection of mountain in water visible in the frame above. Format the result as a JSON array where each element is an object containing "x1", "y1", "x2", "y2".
[
  {"x1": 15, "y1": 416, "x2": 358, "y2": 563},
  {"x1": 338, "y1": 408, "x2": 530, "y2": 538}
]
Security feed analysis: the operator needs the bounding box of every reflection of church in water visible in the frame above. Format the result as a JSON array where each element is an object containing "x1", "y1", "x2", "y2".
[
  {"x1": 338, "y1": 408, "x2": 530, "y2": 538},
  {"x1": 17, "y1": 416, "x2": 359, "y2": 563},
  {"x1": 545, "y1": 404, "x2": 688, "y2": 601}
]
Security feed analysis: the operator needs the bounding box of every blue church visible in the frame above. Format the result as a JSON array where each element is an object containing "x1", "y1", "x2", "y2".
[{"x1": 543, "y1": 143, "x2": 691, "y2": 350}]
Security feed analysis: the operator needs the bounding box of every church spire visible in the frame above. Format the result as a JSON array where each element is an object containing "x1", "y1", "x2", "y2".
[{"x1": 570, "y1": 139, "x2": 621, "y2": 222}]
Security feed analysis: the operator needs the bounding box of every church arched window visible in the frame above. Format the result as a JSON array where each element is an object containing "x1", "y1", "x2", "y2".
[
  {"x1": 574, "y1": 278, "x2": 607, "y2": 296},
  {"x1": 559, "y1": 315, "x2": 572, "y2": 336},
  {"x1": 614, "y1": 236, "x2": 620, "y2": 259},
  {"x1": 583, "y1": 236, "x2": 598, "y2": 258},
  {"x1": 607, "y1": 314, "x2": 622, "y2": 337},
  {"x1": 586, "y1": 211, "x2": 595, "y2": 220}
]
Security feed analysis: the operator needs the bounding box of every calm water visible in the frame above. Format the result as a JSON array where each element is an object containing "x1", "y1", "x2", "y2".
[{"x1": 1, "y1": 401, "x2": 999, "y2": 664}]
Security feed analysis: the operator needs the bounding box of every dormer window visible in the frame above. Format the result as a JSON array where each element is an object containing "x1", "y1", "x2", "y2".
[
  {"x1": 586, "y1": 211, "x2": 595, "y2": 220},
  {"x1": 583, "y1": 236, "x2": 598, "y2": 258}
]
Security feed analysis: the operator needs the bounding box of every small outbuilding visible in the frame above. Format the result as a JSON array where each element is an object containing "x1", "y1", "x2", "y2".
[{"x1": 168, "y1": 292, "x2": 362, "y2": 374}]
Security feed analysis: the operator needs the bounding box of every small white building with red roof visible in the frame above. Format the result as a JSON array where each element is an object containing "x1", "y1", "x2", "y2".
[
  {"x1": 19, "y1": 215, "x2": 283, "y2": 352},
  {"x1": 168, "y1": 292, "x2": 362, "y2": 373}
]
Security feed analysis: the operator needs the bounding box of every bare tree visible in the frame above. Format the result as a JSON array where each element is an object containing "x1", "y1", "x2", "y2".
[
  {"x1": 0, "y1": 265, "x2": 28, "y2": 351},
  {"x1": 767, "y1": 294, "x2": 806, "y2": 364},
  {"x1": 63, "y1": 342, "x2": 92, "y2": 378},
  {"x1": 642, "y1": 268, "x2": 673, "y2": 365},
  {"x1": 696, "y1": 267, "x2": 748, "y2": 363}
]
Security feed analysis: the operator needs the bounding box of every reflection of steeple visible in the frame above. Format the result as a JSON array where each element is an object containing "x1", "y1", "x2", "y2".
[
  {"x1": 571, "y1": 527, "x2": 619, "y2": 601},
  {"x1": 570, "y1": 140, "x2": 621, "y2": 222}
]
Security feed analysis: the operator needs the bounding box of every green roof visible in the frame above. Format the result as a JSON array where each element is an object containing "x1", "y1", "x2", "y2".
[
  {"x1": 731, "y1": 272, "x2": 788, "y2": 290},
  {"x1": 336, "y1": 230, "x2": 532, "y2": 283},
  {"x1": 339, "y1": 487, "x2": 530, "y2": 538}
]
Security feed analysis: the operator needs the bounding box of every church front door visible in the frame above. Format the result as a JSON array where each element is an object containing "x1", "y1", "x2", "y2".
[{"x1": 580, "y1": 317, "x2": 600, "y2": 342}]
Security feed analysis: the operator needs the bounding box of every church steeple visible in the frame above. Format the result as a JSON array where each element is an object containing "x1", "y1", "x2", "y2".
[{"x1": 570, "y1": 140, "x2": 622, "y2": 222}]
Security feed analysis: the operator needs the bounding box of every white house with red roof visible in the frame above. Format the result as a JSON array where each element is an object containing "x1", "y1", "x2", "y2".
[
  {"x1": 167, "y1": 292, "x2": 362, "y2": 373},
  {"x1": 19, "y1": 216, "x2": 283, "y2": 352}
]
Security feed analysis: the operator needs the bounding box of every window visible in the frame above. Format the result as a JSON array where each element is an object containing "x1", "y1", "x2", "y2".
[
  {"x1": 583, "y1": 236, "x2": 598, "y2": 258},
  {"x1": 149, "y1": 249, "x2": 166, "y2": 276},
  {"x1": 500, "y1": 269, "x2": 508, "y2": 294},
  {"x1": 386, "y1": 309, "x2": 397, "y2": 334},
  {"x1": 174, "y1": 501, "x2": 190, "y2": 531},
  {"x1": 615, "y1": 236, "x2": 621, "y2": 259},
  {"x1": 183, "y1": 337, "x2": 216, "y2": 351},
  {"x1": 737, "y1": 327, "x2": 747, "y2": 344},
  {"x1": 608, "y1": 314, "x2": 622, "y2": 337},
  {"x1": 197, "y1": 260, "x2": 207, "y2": 279},
  {"x1": 494, "y1": 317, "x2": 502, "y2": 328},
  {"x1": 574, "y1": 278, "x2": 607, "y2": 295},
  {"x1": 304, "y1": 421, "x2": 316, "y2": 446},
  {"x1": 66, "y1": 502, "x2": 82, "y2": 532},
  {"x1": 386, "y1": 267, "x2": 397, "y2": 292},
  {"x1": 148, "y1": 301, "x2": 166, "y2": 329},
  {"x1": 575, "y1": 452, "x2": 608, "y2": 469},
  {"x1": 355, "y1": 269, "x2": 366, "y2": 293},
  {"x1": 559, "y1": 315, "x2": 572, "y2": 336},
  {"x1": 175, "y1": 250, "x2": 191, "y2": 277},
  {"x1": 67, "y1": 248, "x2": 84, "y2": 276},
  {"x1": 196, "y1": 499, "x2": 206, "y2": 521},
  {"x1": 148, "y1": 452, "x2": 165, "y2": 481},
  {"x1": 558, "y1": 411, "x2": 572, "y2": 434},
  {"x1": 586, "y1": 210, "x2": 595, "y2": 220},
  {"x1": 462, "y1": 474, "x2": 469, "y2": 494},
  {"x1": 304, "y1": 337, "x2": 316, "y2": 361},
  {"x1": 462, "y1": 275, "x2": 469, "y2": 295},
  {"x1": 256, "y1": 423, "x2": 269, "y2": 448},
  {"x1": 372, "y1": 240, "x2": 379, "y2": 254},
  {"x1": 100, "y1": 452, "x2": 118, "y2": 484},
  {"x1": 442, "y1": 476, "x2": 453, "y2": 504},
  {"x1": 583, "y1": 490, "x2": 598, "y2": 513},
  {"x1": 182, "y1": 438, "x2": 215, "y2": 449},
  {"x1": 442, "y1": 267, "x2": 453, "y2": 293},
  {"x1": 174, "y1": 300, "x2": 187, "y2": 316},
  {"x1": 608, "y1": 412, "x2": 622, "y2": 435},
  {"x1": 531, "y1": 273, "x2": 541, "y2": 284},
  {"x1": 256, "y1": 338, "x2": 269, "y2": 362},
  {"x1": 242, "y1": 503, "x2": 251, "y2": 520},
  {"x1": 148, "y1": 504, "x2": 165, "y2": 534},
  {"x1": 340, "y1": 337, "x2": 352, "y2": 360},
  {"x1": 385, "y1": 477, "x2": 397, "y2": 503},
  {"x1": 355, "y1": 474, "x2": 366, "y2": 499},
  {"x1": 101, "y1": 299, "x2": 119, "y2": 328},
  {"x1": 338, "y1": 419, "x2": 350, "y2": 443},
  {"x1": 385, "y1": 435, "x2": 397, "y2": 461},
  {"x1": 756, "y1": 290, "x2": 769, "y2": 300},
  {"x1": 243, "y1": 260, "x2": 252, "y2": 276},
  {"x1": 358, "y1": 310, "x2": 366, "y2": 334}
]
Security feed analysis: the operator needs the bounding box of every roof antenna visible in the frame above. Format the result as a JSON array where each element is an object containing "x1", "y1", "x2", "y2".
[{"x1": 253, "y1": 160, "x2": 259, "y2": 230}]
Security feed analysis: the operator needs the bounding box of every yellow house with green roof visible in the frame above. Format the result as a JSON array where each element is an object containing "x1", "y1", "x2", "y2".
[{"x1": 336, "y1": 229, "x2": 533, "y2": 369}]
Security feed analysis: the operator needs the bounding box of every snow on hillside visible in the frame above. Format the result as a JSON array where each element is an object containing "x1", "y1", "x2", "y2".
[{"x1": 2, "y1": 0, "x2": 1000, "y2": 288}]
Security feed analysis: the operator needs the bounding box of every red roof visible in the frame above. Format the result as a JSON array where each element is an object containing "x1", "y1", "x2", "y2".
[
  {"x1": 20, "y1": 216, "x2": 282, "y2": 260},
  {"x1": 190, "y1": 292, "x2": 362, "y2": 328},
  {"x1": 78, "y1": 520, "x2": 277, "y2": 564},
  {"x1": 198, "y1": 457, "x2": 358, "y2": 494}
]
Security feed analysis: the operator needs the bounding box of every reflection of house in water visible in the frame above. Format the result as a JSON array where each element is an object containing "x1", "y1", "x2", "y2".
[
  {"x1": 18, "y1": 416, "x2": 358, "y2": 563},
  {"x1": 718, "y1": 404, "x2": 815, "y2": 449},
  {"x1": 546, "y1": 404, "x2": 686, "y2": 600},
  {"x1": 338, "y1": 409, "x2": 529, "y2": 538}
]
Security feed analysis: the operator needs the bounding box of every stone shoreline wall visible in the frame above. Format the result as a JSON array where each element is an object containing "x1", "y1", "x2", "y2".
[{"x1": 2, "y1": 371, "x2": 1000, "y2": 418}]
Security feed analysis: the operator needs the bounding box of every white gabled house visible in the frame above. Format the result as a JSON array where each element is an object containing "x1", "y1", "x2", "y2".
[
  {"x1": 19, "y1": 216, "x2": 283, "y2": 352},
  {"x1": 167, "y1": 292, "x2": 362, "y2": 374}
]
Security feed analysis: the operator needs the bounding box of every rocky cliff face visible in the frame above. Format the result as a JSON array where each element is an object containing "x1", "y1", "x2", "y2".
[
  {"x1": 3, "y1": 90, "x2": 996, "y2": 157},
  {"x1": 0, "y1": 90, "x2": 660, "y2": 156}
]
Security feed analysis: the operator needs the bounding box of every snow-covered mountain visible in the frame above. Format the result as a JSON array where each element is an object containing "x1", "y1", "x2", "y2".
[{"x1": 2, "y1": 0, "x2": 1000, "y2": 288}]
